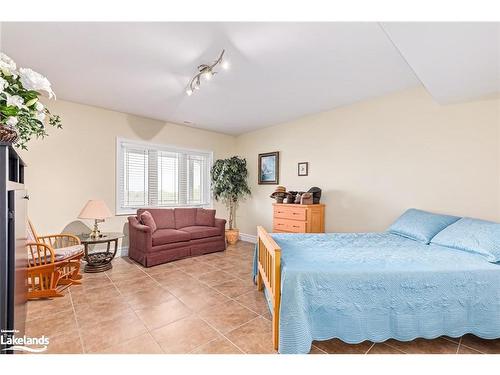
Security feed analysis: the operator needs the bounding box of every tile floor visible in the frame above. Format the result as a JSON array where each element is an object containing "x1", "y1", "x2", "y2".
[{"x1": 25, "y1": 241, "x2": 500, "y2": 354}]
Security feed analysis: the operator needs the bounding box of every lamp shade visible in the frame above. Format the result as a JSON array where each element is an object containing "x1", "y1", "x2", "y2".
[{"x1": 78, "y1": 200, "x2": 112, "y2": 220}]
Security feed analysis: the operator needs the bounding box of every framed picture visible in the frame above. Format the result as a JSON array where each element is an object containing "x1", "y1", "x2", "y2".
[
  {"x1": 298, "y1": 162, "x2": 308, "y2": 176},
  {"x1": 258, "y1": 152, "x2": 279, "y2": 184}
]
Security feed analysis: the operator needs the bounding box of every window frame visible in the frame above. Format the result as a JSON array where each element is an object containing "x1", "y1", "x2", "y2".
[{"x1": 115, "y1": 137, "x2": 213, "y2": 215}]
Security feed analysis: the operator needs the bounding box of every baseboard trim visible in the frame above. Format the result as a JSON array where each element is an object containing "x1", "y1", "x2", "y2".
[
  {"x1": 116, "y1": 246, "x2": 129, "y2": 257},
  {"x1": 239, "y1": 233, "x2": 257, "y2": 244}
]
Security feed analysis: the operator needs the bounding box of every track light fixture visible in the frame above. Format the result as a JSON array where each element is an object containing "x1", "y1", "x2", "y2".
[{"x1": 186, "y1": 49, "x2": 228, "y2": 96}]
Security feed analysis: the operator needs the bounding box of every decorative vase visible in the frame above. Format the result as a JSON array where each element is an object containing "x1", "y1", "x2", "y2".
[
  {"x1": 225, "y1": 228, "x2": 240, "y2": 245},
  {"x1": 0, "y1": 126, "x2": 19, "y2": 144}
]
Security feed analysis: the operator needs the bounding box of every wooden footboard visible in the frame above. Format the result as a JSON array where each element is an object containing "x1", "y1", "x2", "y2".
[{"x1": 256, "y1": 226, "x2": 281, "y2": 351}]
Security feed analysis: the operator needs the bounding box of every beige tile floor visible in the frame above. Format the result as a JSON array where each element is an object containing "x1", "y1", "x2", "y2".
[{"x1": 25, "y1": 241, "x2": 500, "y2": 354}]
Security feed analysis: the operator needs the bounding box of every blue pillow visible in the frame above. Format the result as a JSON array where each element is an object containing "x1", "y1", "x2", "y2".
[
  {"x1": 430, "y1": 217, "x2": 500, "y2": 263},
  {"x1": 388, "y1": 208, "x2": 460, "y2": 244}
]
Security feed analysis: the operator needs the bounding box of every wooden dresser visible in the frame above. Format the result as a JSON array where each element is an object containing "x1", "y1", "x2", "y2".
[{"x1": 272, "y1": 203, "x2": 325, "y2": 233}]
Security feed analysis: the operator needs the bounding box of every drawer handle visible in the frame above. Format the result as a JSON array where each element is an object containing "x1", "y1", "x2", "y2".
[
  {"x1": 292, "y1": 212, "x2": 300, "y2": 215},
  {"x1": 277, "y1": 211, "x2": 284, "y2": 214},
  {"x1": 292, "y1": 225, "x2": 300, "y2": 228},
  {"x1": 277, "y1": 223, "x2": 284, "y2": 226}
]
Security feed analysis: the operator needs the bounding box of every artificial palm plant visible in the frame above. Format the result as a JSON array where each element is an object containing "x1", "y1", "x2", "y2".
[{"x1": 211, "y1": 156, "x2": 251, "y2": 244}]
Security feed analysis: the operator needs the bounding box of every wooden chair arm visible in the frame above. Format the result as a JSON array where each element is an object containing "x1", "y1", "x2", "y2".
[
  {"x1": 26, "y1": 260, "x2": 58, "y2": 273},
  {"x1": 26, "y1": 242, "x2": 56, "y2": 266},
  {"x1": 37, "y1": 234, "x2": 81, "y2": 248}
]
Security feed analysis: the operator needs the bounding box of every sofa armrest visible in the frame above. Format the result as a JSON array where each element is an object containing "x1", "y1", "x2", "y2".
[
  {"x1": 214, "y1": 218, "x2": 226, "y2": 236},
  {"x1": 129, "y1": 216, "x2": 152, "y2": 233},
  {"x1": 128, "y1": 216, "x2": 153, "y2": 253}
]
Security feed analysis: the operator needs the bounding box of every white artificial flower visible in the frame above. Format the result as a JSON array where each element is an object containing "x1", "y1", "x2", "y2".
[
  {"x1": 5, "y1": 116, "x2": 18, "y2": 127},
  {"x1": 0, "y1": 53, "x2": 17, "y2": 74},
  {"x1": 5, "y1": 93, "x2": 26, "y2": 109},
  {"x1": 19, "y1": 68, "x2": 56, "y2": 99},
  {"x1": 0, "y1": 76, "x2": 7, "y2": 92},
  {"x1": 35, "y1": 101, "x2": 44, "y2": 111},
  {"x1": 35, "y1": 111, "x2": 46, "y2": 122}
]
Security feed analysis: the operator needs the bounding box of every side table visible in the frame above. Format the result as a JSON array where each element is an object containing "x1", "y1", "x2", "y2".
[{"x1": 77, "y1": 232, "x2": 124, "y2": 273}]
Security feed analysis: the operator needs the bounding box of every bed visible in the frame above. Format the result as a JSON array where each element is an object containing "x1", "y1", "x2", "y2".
[{"x1": 254, "y1": 215, "x2": 500, "y2": 354}]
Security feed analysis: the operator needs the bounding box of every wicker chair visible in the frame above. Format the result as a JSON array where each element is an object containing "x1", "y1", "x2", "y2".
[{"x1": 26, "y1": 220, "x2": 84, "y2": 299}]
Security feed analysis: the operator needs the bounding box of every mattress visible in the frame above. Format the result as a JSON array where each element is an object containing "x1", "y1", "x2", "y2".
[{"x1": 253, "y1": 232, "x2": 500, "y2": 354}]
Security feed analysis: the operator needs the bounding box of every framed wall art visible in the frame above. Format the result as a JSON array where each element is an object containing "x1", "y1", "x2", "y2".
[
  {"x1": 258, "y1": 151, "x2": 279, "y2": 184},
  {"x1": 298, "y1": 162, "x2": 308, "y2": 176}
]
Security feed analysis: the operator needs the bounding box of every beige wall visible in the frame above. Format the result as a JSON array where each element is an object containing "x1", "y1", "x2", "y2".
[
  {"x1": 235, "y1": 87, "x2": 500, "y2": 235},
  {"x1": 20, "y1": 100, "x2": 235, "y2": 247},
  {"x1": 21, "y1": 87, "x2": 500, "y2": 245}
]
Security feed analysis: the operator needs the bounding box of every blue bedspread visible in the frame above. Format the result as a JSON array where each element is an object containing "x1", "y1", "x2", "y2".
[{"x1": 253, "y1": 232, "x2": 500, "y2": 354}]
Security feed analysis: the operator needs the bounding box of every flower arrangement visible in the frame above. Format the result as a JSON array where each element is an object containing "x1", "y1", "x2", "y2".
[{"x1": 0, "y1": 52, "x2": 61, "y2": 149}]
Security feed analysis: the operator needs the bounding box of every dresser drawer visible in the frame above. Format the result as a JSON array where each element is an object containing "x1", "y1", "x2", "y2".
[
  {"x1": 273, "y1": 205, "x2": 307, "y2": 221},
  {"x1": 273, "y1": 203, "x2": 325, "y2": 233},
  {"x1": 273, "y1": 218, "x2": 306, "y2": 233}
]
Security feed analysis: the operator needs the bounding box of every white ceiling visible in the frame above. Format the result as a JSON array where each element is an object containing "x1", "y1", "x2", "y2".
[
  {"x1": 381, "y1": 22, "x2": 500, "y2": 103},
  {"x1": 1, "y1": 22, "x2": 499, "y2": 134}
]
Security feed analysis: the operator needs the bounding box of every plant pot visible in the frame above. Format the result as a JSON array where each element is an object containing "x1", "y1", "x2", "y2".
[
  {"x1": 0, "y1": 125, "x2": 19, "y2": 144},
  {"x1": 225, "y1": 229, "x2": 240, "y2": 245}
]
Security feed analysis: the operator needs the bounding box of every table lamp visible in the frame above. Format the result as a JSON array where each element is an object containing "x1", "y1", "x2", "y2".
[{"x1": 78, "y1": 200, "x2": 112, "y2": 238}]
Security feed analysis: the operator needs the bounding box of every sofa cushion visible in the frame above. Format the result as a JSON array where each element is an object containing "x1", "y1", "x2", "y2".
[
  {"x1": 138, "y1": 208, "x2": 175, "y2": 229},
  {"x1": 139, "y1": 211, "x2": 157, "y2": 232},
  {"x1": 195, "y1": 209, "x2": 216, "y2": 226},
  {"x1": 152, "y1": 229, "x2": 191, "y2": 246},
  {"x1": 174, "y1": 208, "x2": 197, "y2": 229},
  {"x1": 180, "y1": 226, "x2": 221, "y2": 240}
]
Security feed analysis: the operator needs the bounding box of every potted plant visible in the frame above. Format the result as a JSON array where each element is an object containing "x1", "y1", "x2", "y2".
[
  {"x1": 211, "y1": 156, "x2": 251, "y2": 245},
  {"x1": 0, "y1": 52, "x2": 61, "y2": 149}
]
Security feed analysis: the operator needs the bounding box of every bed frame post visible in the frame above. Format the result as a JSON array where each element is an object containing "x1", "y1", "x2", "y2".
[
  {"x1": 272, "y1": 248, "x2": 281, "y2": 350},
  {"x1": 256, "y1": 238, "x2": 263, "y2": 291},
  {"x1": 256, "y1": 226, "x2": 282, "y2": 352}
]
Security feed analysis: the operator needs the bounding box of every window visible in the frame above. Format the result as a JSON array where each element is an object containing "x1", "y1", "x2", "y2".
[{"x1": 116, "y1": 138, "x2": 213, "y2": 214}]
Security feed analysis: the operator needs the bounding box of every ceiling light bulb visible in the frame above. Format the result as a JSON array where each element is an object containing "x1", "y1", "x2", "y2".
[
  {"x1": 184, "y1": 49, "x2": 225, "y2": 95},
  {"x1": 203, "y1": 70, "x2": 213, "y2": 80}
]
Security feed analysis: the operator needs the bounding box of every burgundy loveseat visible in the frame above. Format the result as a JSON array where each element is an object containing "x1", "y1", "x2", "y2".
[{"x1": 128, "y1": 208, "x2": 226, "y2": 267}]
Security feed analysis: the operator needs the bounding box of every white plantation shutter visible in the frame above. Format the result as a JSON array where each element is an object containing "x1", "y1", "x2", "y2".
[
  {"x1": 117, "y1": 139, "x2": 212, "y2": 214},
  {"x1": 157, "y1": 151, "x2": 179, "y2": 206},
  {"x1": 122, "y1": 147, "x2": 149, "y2": 207},
  {"x1": 186, "y1": 153, "x2": 209, "y2": 205}
]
